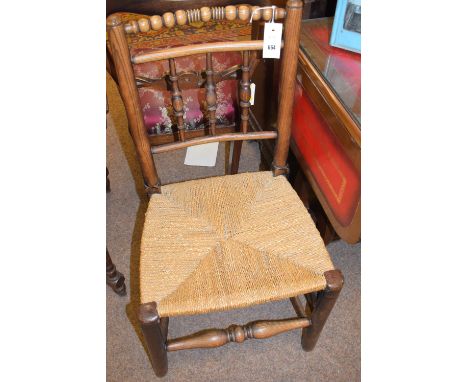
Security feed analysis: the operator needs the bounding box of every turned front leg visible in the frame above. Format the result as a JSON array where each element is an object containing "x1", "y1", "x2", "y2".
[
  {"x1": 138, "y1": 302, "x2": 168, "y2": 377},
  {"x1": 301, "y1": 269, "x2": 344, "y2": 351}
]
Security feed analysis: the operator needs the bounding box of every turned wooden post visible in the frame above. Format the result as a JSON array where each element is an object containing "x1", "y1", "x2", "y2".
[
  {"x1": 231, "y1": 51, "x2": 251, "y2": 174},
  {"x1": 169, "y1": 58, "x2": 186, "y2": 141},
  {"x1": 106, "y1": 15, "x2": 161, "y2": 195},
  {"x1": 239, "y1": 51, "x2": 251, "y2": 134},
  {"x1": 138, "y1": 302, "x2": 168, "y2": 377},
  {"x1": 301, "y1": 269, "x2": 344, "y2": 351},
  {"x1": 205, "y1": 52, "x2": 217, "y2": 135},
  {"x1": 272, "y1": 0, "x2": 303, "y2": 176},
  {"x1": 106, "y1": 249, "x2": 126, "y2": 296}
]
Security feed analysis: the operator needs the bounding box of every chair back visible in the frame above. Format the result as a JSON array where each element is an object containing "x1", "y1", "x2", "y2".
[{"x1": 106, "y1": 1, "x2": 303, "y2": 194}]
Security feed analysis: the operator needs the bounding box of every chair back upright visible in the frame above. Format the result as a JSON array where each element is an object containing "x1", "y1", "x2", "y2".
[{"x1": 106, "y1": 1, "x2": 303, "y2": 194}]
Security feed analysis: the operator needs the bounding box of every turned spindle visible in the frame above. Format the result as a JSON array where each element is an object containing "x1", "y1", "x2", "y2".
[
  {"x1": 239, "y1": 51, "x2": 251, "y2": 134},
  {"x1": 231, "y1": 49, "x2": 251, "y2": 175},
  {"x1": 169, "y1": 59, "x2": 186, "y2": 141},
  {"x1": 205, "y1": 53, "x2": 217, "y2": 135}
]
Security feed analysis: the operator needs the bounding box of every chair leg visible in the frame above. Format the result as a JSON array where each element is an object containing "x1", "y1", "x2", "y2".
[
  {"x1": 230, "y1": 141, "x2": 242, "y2": 174},
  {"x1": 138, "y1": 302, "x2": 168, "y2": 377},
  {"x1": 106, "y1": 249, "x2": 126, "y2": 296},
  {"x1": 301, "y1": 269, "x2": 344, "y2": 351}
]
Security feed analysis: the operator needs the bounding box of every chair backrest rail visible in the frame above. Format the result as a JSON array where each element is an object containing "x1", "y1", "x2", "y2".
[
  {"x1": 131, "y1": 40, "x2": 284, "y2": 64},
  {"x1": 124, "y1": 6, "x2": 287, "y2": 34},
  {"x1": 151, "y1": 131, "x2": 277, "y2": 154}
]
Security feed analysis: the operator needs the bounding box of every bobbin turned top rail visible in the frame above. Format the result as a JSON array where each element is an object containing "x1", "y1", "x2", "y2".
[{"x1": 121, "y1": 5, "x2": 287, "y2": 34}]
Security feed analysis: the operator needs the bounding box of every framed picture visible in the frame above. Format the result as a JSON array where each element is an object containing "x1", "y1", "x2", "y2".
[{"x1": 330, "y1": 0, "x2": 361, "y2": 53}]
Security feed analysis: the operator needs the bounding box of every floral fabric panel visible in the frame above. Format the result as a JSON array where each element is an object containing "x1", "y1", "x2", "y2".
[{"x1": 139, "y1": 78, "x2": 238, "y2": 135}]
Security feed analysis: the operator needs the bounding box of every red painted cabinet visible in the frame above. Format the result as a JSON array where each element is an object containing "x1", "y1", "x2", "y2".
[{"x1": 291, "y1": 17, "x2": 361, "y2": 243}]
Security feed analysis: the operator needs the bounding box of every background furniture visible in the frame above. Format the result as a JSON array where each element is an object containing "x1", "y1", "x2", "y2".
[
  {"x1": 106, "y1": 97, "x2": 126, "y2": 296},
  {"x1": 253, "y1": 17, "x2": 360, "y2": 244},
  {"x1": 303, "y1": 0, "x2": 337, "y2": 19},
  {"x1": 330, "y1": 0, "x2": 361, "y2": 53},
  {"x1": 293, "y1": 17, "x2": 360, "y2": 243},
  {"x1": 106, "y1": 249, "x2": 126, "y2": 295},
  {"x1": 107, "y1": 1, "x2": 344, "y2": 377}
]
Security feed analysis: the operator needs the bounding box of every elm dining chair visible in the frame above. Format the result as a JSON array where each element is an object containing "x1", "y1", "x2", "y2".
[{"x1": 106, "y1": 1, "x2": 343, "y2": 377}]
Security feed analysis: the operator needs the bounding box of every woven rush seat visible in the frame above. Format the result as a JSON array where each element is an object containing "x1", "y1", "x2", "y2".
[{"x1": 141, "y1": 171, "x2": 335, "y2": 317}]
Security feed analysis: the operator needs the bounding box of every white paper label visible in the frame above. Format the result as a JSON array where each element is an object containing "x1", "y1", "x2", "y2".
[
  {"x1": 263, "y1": 22, "x2": 283, "y2": 59},
  {"x1": 184, "y1": 142, "x2": 219, "y2": 167},
  {"x1": 250, "y1": 83, "x2": 256, "y2": 105}
]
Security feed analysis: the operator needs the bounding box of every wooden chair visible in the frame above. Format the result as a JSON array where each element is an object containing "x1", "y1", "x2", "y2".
[{"x1": 107, "y1": 1, "x2": 343, "y2": 377}]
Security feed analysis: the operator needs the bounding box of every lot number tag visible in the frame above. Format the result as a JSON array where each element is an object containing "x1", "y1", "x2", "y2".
[{"x1": 263, "y1": 22, "x2": 283, "y2": 59}]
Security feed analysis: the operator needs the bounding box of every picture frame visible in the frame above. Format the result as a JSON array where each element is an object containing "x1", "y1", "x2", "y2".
[{"x1": 330, "y1": 0, "x2": 361, "y2": 54}]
